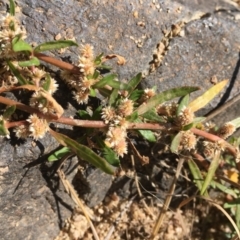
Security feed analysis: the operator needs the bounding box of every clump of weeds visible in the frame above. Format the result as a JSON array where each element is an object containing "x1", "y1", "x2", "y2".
[{"x1": 1, "y1": 1, "x2": 240, "y2": 239}]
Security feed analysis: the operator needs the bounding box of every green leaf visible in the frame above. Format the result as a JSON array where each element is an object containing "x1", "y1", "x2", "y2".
[
  {"x1": 89, "y1": 88, "x2": 96, "y2": 97},
  {"x1": 96, "y1": 137, "x2": 120, "y2": 167},
  {"x1": 9, "y1": 0, "x2": 15, "y2": 16},
  {"x1": 12, "y1": 36, "x2": 32, "y2": 52},
  {"x1": 48, "y1": 147, "x2": 71, "y2": 162},
  {"x1": 141, "y1": 109, "x2": 164, "y2": 122},
  {"x1": 210, "y1": 180, "x2": 238, "y2": 198},
  {"x1": 136, "y1": 86, "x2": 199, "y2": 116},
  {"x1": 187, "y1": 157, "x2": 205, "y2": 192},
  {"x1": 182, "y1": 117, "x2": 206, "y2": 130},
  {"x1": 138, "y1": 129, "x2": 156, "y2": 142},
  {"x1": 49, "y1": 129, "x2": 115, "y2": 174},
  {"x1": 92, "y1": 106, "x2": 102, "y2": 120},
  {"x1": 34, "y1": 40, "x2": 78, "y2": 52},
  {"x1": 7, "y1": 60, "x2": 28, "y2": 85},
  {"x1": 3, "y1": 105, "x2": 16, "y2": 119},
  {"x1": 18, "y1": 57, "x2": 40, "y2": 67},
  {"x1": 92, "y1": 74, "x2": 117, "y2": 88},
  {"x1": 0, "y1": 120, "x2": 9, "y2": 137},
  {"x1": 77, "y1": 110, "x2": 91, "y2": 120},
  {"x1": 177, "y1": 94, "x2": 189, "y2": 116},
  {"x1": 94, "y1": 53, "x2": 104, "y2": 65},
  {"x1": 109, "y1": 88, "x2": 119, "y2": 106},
  {"x1": 230, "y1": 117, "x2": 240, "y2": 129},
  {"x1": 129, "y1": 89, "x2": 144, "y2": 101},
  {"x1": 170, "y1": 132, "x2": 183, "y2": 153},
  {"x1": 42, "y1": 74, "x2": 51, "y2": 91},
  {"x1": 126, "y1": 111, "x2": 139, "y2": 122},
  {"x1": 200, "y1": 150, "x2": 221, "y2": 195},
  {"x1": 125, "y1": 73, "x2": 142, "y2": 95},
  {"x1": 188, "y1": 79, "x2": 228, "y2": 112}
]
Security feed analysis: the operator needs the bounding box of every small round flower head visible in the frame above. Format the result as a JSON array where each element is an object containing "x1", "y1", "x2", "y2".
[
  {"x1": 117, "y1": 99, "x2": 134, "y2": 117},
  {"x1": 157, "y1": 102, "x2": 178, "y2": 118},
  {"x1": 140, "y1": 88, "x2": 156, "y2": 102},
  {"x1": 101, "y1": 106, "x2": 117, "y2": 124},
  {"x1": 27, "y1": 114, "x2": 49, "y2": 140},
  {"x1": 79, "y1": 44, "x2": 94, "y2": 59},
  {"x1": 73, "y1": 90, "x2": 89, "y2": 104},
  {"x1": 113, "y1": 138, "x2": 128, "y2": 157},
  {"x1": 175, "y1": 107, "x2": 194, "y2": 127},
  {"x1": 78, "y1": 77, "x2": 97, "y2": 91},
  {"x1": 14, "y1": 125, "x2": 30, "y2": 139},
  {"x1": 217, "y1": 122, "x2": 236, "y2": 139},
  {"x1": 106, "y1": 127, "x2": 127, "y2": 147},
  {"x1": 179, "y1": 131, "x2": 197, "y2": 151}
]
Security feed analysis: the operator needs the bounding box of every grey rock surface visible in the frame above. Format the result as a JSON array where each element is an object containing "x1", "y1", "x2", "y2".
[{"x1": 1, "y1": 0, "x2": 240, "y2": 239}]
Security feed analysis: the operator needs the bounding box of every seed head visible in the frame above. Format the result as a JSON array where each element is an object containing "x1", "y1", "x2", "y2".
[
  {"x1": 118, "y1": 99, "x2": 134, "y2": 117},
  {"x1": 176, "y1": 107, "x2": 194, "y2": 127},
  {"x1": 180, "y1": 131, "x2": 197, "y2": 151},
  {"x1": 217, "y1": 122, "x2": 236, "y2": 139},
  {"x1": 101, "y1": 106, "x2": 116, "y2": 124},
  {"x1": 27, "y1": 114, "x2": 49, "y2": 140}
]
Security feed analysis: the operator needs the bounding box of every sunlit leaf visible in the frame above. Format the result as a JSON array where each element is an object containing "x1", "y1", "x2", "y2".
[
  {"x1": 129, "y1": 89, "x2": 144, "y2": 101},
  {"x1": 170, "y1": 132, "x2": 183, "y2": 153},
  {"x1": 177, "y1": 94, "x2": 189, "y2": 116},
  {"x1": 142, "y1": 109, "x2": 164, "y2": 122},
  {"x1": 3, "y1": 105, "x2": 16, "y2": 119},
  {"x1": 77, "y1": 110, "x2": 91, "y2": 120},
  {"x1": 0, "y1": 119, "x2": 9, "y2": 137},
  {"x1": 9, "y1": 0, "x2": 15, "y2": 16},
  {"x1": 49, "y1": 129, "x2": 115, "y2": 174},
  {"x1": 183, "y1": 117, "x2": 206, "y2": 130},
  {"x1": 42, "y1": 74, "x2": 51, "y2": 91},
  {"x1": 200, "y1": 150, "x2": 221, "y2": 195},
  {"x1": 136, "y1": 86, "x2": 199, "y2": 116},
  {"x1": 96, "y1": 137, "x2": 120, "y2": 167},
  {"x1": 18, "y1": 57, "x2": 40, "y2": 67},
  {"x1": 210, "y1": 180, "x2": 238, "y2": 198},
  {"x1": 34, "y1": 40, "x2": 78, "y2": 52},
  {"x1": 125, "y1": 73, "x2": 142, "y2": 95},
  {"x1": 109, "y1": 88, "x2": 119, "y2": 106},
  {"x1": 188, "y1": 80, "x2": 228, "y2": 112},
  {"x1": 187, "y1": 157, "x2": 204, "y2": 192},
  {"x1": 12, "y1": 36, "x2": 32, "y2": 52},
  {"x1": 138, "y1": 129, "x2": 156, "y2": 142},
  {"x1": 92, "y1": 74, "x2": 117, "y2": 88},
  {"x1": 94, "y1": 53, "x2": 104, "y2": 65},
  {"x1": 230, "y1": 117, "x2": 240, "y2": 129},
  {"x1": 48, "y1": 147, "x2": 71, "y2": 162},
  {"x1": 7, "y1": 61, "x2": 28, "y2": 85}
]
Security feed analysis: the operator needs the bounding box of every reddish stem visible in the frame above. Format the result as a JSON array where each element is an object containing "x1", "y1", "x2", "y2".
[{"x1": 34, "y1": 52, "x2": 81, "y2": 73}]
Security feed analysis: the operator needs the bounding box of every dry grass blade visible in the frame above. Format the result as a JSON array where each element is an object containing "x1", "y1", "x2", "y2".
[
  {"x1": 150, "y1": 157, "x2": 185, "y2": 239},
  {"x1": 200, "y1": 196, "x2": 240, "y2": 239},
  {"x1": 57, "y1": 169, "x2": 100, "y2": 240}
]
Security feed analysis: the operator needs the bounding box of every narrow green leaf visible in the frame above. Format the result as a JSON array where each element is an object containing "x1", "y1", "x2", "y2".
[
  {"x1": 49, "y1": 129, "x2": 115, "y2": 174},
  {"x1": 126, "y1": 111, "x2": 139, "y2": 122},
  {"x1": 177, "y1": 94, "x2": 189, "y2": 116},
  {"x1": 42, "y1": 74, "x2": 51, "y2": 91},
  {"x1": 94, "y1": 53, "x2": 104, "y2": 65},
  {"x1": 136, "y1": 86, "x2": 199, "y2": 116},
  {"x1": 34, "y1": 40, "x2": 78, "y2": 52},
  {"x1": 188, "y1": 79, "x2": 228, "y2": 112},
  {"x1": 170, "y1": 132, "x2": 183, "y2": 153},
  {"x1": 12, "y1": 36, "x2": 32, "y2": 52},
  {"x1": 183, "y1": 117, "x2": 206, "y2": 130},
  {"x1": 0, "y1": 120, "x2": 9, "y2": 136},
  {"x1": 96, "y1": 137, "x2": 120, "y2": 167},
  {"x1": 48, "y1": 147, "x2": 71, "y2": 162},
  {"x1": 3, "y1": 105, "x2": 16, "y2": 119},
  {"x1": 141, "y1": 109, "x2": 164, "y2": 122},
  {"x1": 126, "y1": 73, "x2": 142, "y2": 94},
  {"x1": 92, "y1": 74, "x2": 117, "y2": 88},
  {"x1": 89, "y1": 88, "x2": 96, "y2": 97},
  {"x1": 230, "y1": 117, "x2": 240, "y2": 129},
  {"x1": 9, "y1": 0, "x2": 15, "y2": 16},
  {"x1": 18, "y1": 57, "x2": 40, "y2": 67},
  {"x1": 138, "y1": 129, "x2": 156, "y2": 142},
  {"x1": 210, "y1": 180, "x2": 238, "y2": 198},
  {"x1": 109, "y1": 88, "x2": 119, "y2": 106},
  {"x1": 200, "y1": 150, "x2": 221, "y2": 195},
  {"x1": 187, "y1": 157, "x2": 204, "y2": 192},
  {"x1": 7, "y1": 61, "x2": 28, "y2": 85},
  {"x1": 129, "y1": 89, "x2": 144, "y2": 101},
  {"x1": 77, "y1": 110, "x2": 91, "y2": 120},
  {"x1": 235, "y1": 202, "x2": 240, "y2": 229}
]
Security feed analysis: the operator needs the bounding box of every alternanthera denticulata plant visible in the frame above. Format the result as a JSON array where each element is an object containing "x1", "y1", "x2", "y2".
[{"x1": 2, "y1": 0, "x2": 240, "y2": 209}]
